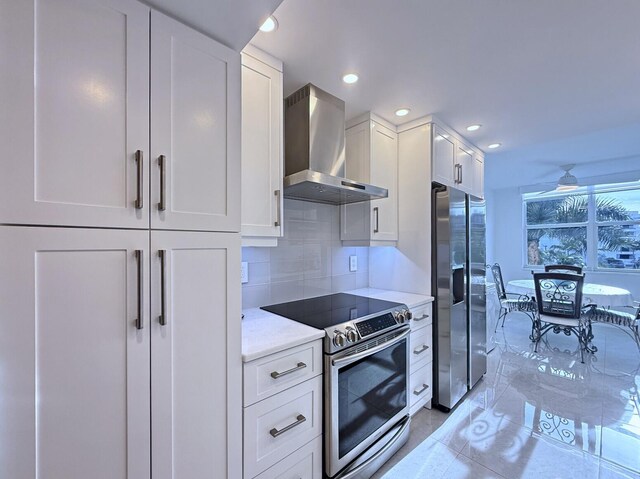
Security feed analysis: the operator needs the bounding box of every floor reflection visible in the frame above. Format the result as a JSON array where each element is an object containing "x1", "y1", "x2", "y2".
[{"x1": 372, "y1": 315, "x2": 640, "y2": 479}]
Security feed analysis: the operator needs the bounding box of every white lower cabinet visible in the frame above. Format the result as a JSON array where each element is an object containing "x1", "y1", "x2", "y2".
[
  {"x1": 0, "y1": 226, "x2": 151, "y2": 479},
  {"x1": 0, "y1": 226, "x2": 242, "y2": 479},
  {"x1": 150, "y1": 230, "x2": 242, "y2": 479},
  {"x1": 409, "y1": 361, "x2": 433, "y2": 415},
  {"x1": 408, "y1": 302, "x2": 434, "y2": 414},
  {"x1": 254, "y1": 436, "x2": 323, "y2": 479},
  {"x1": 243, "y1": 340, "x2": 323, "y2": 479}
]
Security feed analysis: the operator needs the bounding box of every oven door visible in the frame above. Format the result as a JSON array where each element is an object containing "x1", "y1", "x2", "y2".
[{"x1": 325, "y1": 327, "x2": 410, "y2": 478}]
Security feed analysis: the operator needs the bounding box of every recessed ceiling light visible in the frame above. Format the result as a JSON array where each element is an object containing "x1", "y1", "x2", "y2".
[
  {"x1": 466, "y1": 124, "x2": 481, "y2": 132},
  {"x1": 342, "y1": 73, "x2": 359, "y2": 84},
  {"x1": 259, "y1": 15, "x2": 278, "y2": 33},
  {"x1": 487, "y1": 143, "x2": 501, "y2": 149},
  {"x1": 395, "y1": 108, "x2": 411, "y2": 117}
]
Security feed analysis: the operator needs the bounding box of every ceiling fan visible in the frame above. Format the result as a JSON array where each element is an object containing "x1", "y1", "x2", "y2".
[{"x1": 537, "y1": 164, "x2": 579, "y2": 195}]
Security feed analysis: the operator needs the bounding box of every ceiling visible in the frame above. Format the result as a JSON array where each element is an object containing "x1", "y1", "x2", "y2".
[
  {"x1": 143, "y1": 0, "x2": 283, "y2": 51},
  {"x1": 250, "y1": 0, "x2": 640, "y2": 153},
  {"x1": 485, "y1": 122, "x2": 640, "y2": 190}
]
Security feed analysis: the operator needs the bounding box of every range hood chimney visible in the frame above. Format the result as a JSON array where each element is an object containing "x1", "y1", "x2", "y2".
[{"x1": 283, "y1": 84, "x2": 388, "y2": 205}]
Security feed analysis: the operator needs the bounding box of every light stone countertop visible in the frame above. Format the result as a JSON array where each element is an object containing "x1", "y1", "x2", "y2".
[
  {"x1": 346, "y1": 288, "x2": 434, "y2": 308},
  {"x1": 241, "y1": 308, "x2": 325, "y2": 363}
]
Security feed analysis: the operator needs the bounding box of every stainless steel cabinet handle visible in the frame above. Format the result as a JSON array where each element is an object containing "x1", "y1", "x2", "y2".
[
  {"x1": 159, "y1": 250, "x2": 167, "y2": 326},
  {"x1": 413, "y1": 383, "x2": 429, "y2": 396},
  {"x1": 459, "y1": 164, "x2": 463, "y2": 184},
  {"x1": 274, "y1": 190, "x2": 281, "y2": 227},
  {"x1": 414, "y1": 314, "x2": 429, "y2": 322},
  {"x1": 135, "y1": 250, "x2": 144, "y2": 330},
  {"x1": 135, "y1": 150, "x2": 144, "y2": 209},
  {"x1": 158, "y1": 155, "x2": 166, "y2": 212},
  {"x1": 373, "y1": 206, "x2": 379, "y2": 233},
  {"x1": 270, "y1": 362, "x2": 306, "y2": 379},
  {"x1": 413, "y1": 344, "x2": 430, "y2": 355},
  {"x1": 269, "y1": 414, "x2": 306, "y2": 438}
]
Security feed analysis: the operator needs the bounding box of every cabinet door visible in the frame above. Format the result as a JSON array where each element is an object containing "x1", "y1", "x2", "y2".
[
  {"x1": 472, "y1": 155, "x2": 485, "y2": 198},
  {"x1": 432, "y1": 126, "x2": 456, "y2": 187},
  {"x1": 150, "y1": 230, "x2": 242, "y2": 479},
  {"x1": 0, "y1": 226, "x2": 150, "y2": 479},
  {"x1": 370, "y1": 122, "x2": 398, "y2": 241},
  {"x1": 151, "y1": 11, "x2": 240, "y2": 232},
  {"x1": 341, "y1": 122, "x2": 372, "y2": 242},
  {"x1": 241, "y1": 53, "x2": 283, "y2": 239},
  {"x1": 0, "y1": 0, "x2": 150, "y2": 228},
  {"x1": 456, "y1": 144, "x2": 474, "y2": 192}
]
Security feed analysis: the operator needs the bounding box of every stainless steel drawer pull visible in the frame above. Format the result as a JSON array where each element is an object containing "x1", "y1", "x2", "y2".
[
  {"x1": 159, "y1": 250, "x2": 167, "y2": 326},
  {"x1": 413, "y1": 384, "x2": 429, "y2": 396},
  {"x1": 270, "y1": 362, "x2": 306, "y2": 379},
  {"x1": 274, "y1": 190, "x2": 281, "y2": 227},
  {"x1": 413, "y1": 344, "x2": 430, "y2": 355},
  {"x1": 269, "y1": 414, "x2": 306, "y2": 438},
  {"x1": 135, "y1": 150, "x2": 144, "y2": 209},
  {"x1": 158, "y1": 155, "x2": 167, "y2": 211},
  {"x1": 373, "y1": 206, "x2": 379, "y2": 233},
  {"x1": 135, "y1": 250, "x2": 143, "y2": 330},
  {"x1": 414, "y1": 314, "x2": 429, "y2": 322}
]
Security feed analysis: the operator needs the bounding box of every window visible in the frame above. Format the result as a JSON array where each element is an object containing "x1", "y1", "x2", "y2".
[{"x1": 523, "y1": 183, "x2": 640, "y2": 271}]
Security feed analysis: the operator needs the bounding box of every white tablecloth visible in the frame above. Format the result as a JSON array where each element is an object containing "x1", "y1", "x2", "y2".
[{"x1": 507, "y1": 279, "x2": 633, "y2": 308}]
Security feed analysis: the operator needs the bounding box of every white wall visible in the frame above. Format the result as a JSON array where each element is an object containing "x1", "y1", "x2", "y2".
[{"x1": 241, "y1": 199, "x2": 369, "y2": 309}]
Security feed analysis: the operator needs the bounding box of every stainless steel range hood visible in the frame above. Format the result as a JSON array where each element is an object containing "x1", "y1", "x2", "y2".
[{"x1": 283, "y1": 84, "x2": 388, "y2": 205}]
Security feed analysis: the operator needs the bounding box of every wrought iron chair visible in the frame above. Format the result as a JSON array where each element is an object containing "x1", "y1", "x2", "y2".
[
  {"x1": 544, "y1": 264, "x2": 584, "y2": 274},
  {"x1": 531, "y1": 272, "x2": 596, "y2": 363},
  {"x1": 586, "y1": 301, "x2": 640, "y2": 349},
  {"x1": 489, "y1": 263, "x2": 536, "y2": 335}
]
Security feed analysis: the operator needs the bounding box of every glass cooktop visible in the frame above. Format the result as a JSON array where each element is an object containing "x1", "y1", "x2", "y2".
[{"x1": 261, "y1": 293, "x2": 403, "y2": 330}]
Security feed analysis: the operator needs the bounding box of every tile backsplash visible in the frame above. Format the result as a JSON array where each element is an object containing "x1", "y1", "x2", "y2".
[{"x1": 242, "y1": 199, "x2": 369, "y2": 309}]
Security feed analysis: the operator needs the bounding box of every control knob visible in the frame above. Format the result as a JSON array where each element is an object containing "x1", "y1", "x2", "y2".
[
  {"x1": 345, "y1": 327, "x2": 358, "y2": 343},
  {"x1": 395, "y1": 311, "x2": 406, "y2": 323},
  {"x1": 333, "y1": 331, "x2": 347, "y2": 347},
  {"x1": 404, "y1": 309, "x2": 413, "y2": 321}
]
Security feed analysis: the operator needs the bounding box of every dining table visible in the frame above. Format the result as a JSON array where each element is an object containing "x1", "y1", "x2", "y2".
[{"x1": 507, "y1": 279, "x2": 633, "y2": 308}]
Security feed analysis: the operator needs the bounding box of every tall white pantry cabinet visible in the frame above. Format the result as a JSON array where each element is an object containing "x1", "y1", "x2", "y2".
[{"x1": 0, "y1": 1, "x2": 242, "y2": 479}]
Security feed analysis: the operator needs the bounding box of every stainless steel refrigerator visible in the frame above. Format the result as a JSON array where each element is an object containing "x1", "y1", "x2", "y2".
[{"x1": 432, "y1": 184, "x2": 487, "y2": 412}]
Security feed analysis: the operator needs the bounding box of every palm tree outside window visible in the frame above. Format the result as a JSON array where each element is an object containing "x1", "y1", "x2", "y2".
[{"x1": 523, "y1": 182, "x2": 640, "y2": 271}]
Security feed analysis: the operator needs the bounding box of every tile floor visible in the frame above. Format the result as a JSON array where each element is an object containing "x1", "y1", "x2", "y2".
[{"x1": 372, "y1": 313, "x2": 640, "y2": 479}]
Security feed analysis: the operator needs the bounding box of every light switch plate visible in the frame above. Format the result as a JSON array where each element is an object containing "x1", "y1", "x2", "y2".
[
  {"x1": 349, "y1": 255, "x2": 357, "y2": 272},
  {"x1": 241, "y1": 262, "x2": 249, "y2": 284}
]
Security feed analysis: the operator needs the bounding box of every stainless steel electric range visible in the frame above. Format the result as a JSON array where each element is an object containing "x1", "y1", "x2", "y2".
[{"x1": 262, "y1": 293, "x2": 412, "y2": 479}]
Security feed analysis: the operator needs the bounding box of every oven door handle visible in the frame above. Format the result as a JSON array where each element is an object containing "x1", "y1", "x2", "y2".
[{"x1": 331, "y1": 328, "x2": 410, "y2": 367}]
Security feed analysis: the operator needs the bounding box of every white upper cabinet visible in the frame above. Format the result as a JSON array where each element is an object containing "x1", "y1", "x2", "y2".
[
  {"x1": 0, "y1": 0, "x2": 150, "y2": 228},
  {"x1": 0, "y1": 226, "x2": 151, "y2": 479},
  {"x1": 150, "y1": 230, "x2": 241, "y2": 479},
  {"x1": 430, "y1": 120, "x2": 483, "y2": 197},
  {"x1": 341, "y1": 114, "x2": 398, "y2": 246},
  {"x1": 240, "y1": 46, "x2": 284, "y2": 246},
  {"x1": 431, "y1": 126, "x2": 456, "y2": 187},
  {"x1": 471, "y1": 153, "x2": 485, "y2": 199},
  {"x1": 151, "y1": 11, "x2": 240, "y2": 232}
]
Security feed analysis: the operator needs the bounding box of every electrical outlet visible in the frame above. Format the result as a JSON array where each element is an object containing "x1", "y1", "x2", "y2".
[
  {"x1": 241, "y1": 262, "x2": 249, "y2": 284},
  {"x1": 349, "y1": 255, "x2": 357, "y2": 272}
]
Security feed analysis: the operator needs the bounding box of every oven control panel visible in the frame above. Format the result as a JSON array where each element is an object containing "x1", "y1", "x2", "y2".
[{"x1": 355, "y1": 312, "x2": 397, "y2": 338}]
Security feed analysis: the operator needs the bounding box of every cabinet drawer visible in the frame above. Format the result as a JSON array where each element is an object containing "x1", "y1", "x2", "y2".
[
  {"x1": 409, "y1": 361, "x2": 432, "y2": 409},
  {"x1": 410, "y1": 303, "x2": 432, "y2": 331},
  {"x1": 244, "y1": 376, "x2": 323, "y2": 478},
  {"x1": 253, "y1": 436, "x2": 322, "y2": 479},
  {"x1": 410, "y1": 323, "x2": 432, "y2": 370},
  {"x1": 244, "y1": 340, "x2": 322, "y2": 407}
]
